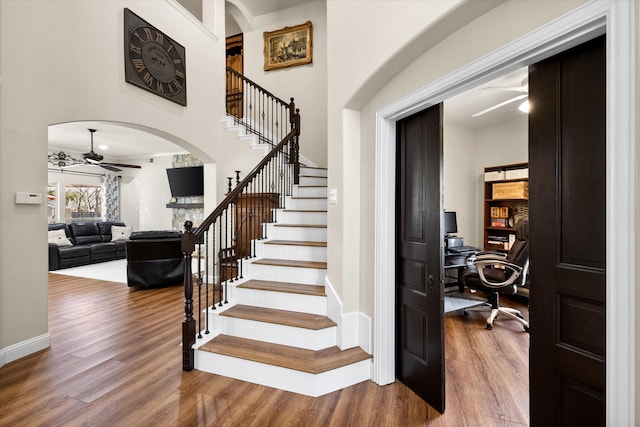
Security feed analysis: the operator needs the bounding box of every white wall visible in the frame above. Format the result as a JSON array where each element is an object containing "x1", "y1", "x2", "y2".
[
  {"x1": 241, "y1": 0, "x2": 327, "y2": 167},
  {"x1": 443, "y1": 123, "x2": 478, "y2": 247},
  {"x1": 327, "y1": 0, "x2": 497, "y2": 315},
  {"x1": 325, "y1": 0, "x2": 587, "y2": 317},
  {"x1": 0, "y1": 0, "x2": 226, "y2": 364},
  {"x1": 131, "y1": 155, "x2": 175, "y2": 231}
]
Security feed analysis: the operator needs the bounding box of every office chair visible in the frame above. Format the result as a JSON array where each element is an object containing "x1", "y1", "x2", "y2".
[{"x1": 460, "y1": 219, "x2": 530, "y2": 331}]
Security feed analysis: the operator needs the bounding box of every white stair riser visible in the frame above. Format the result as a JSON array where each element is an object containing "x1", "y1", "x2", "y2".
[
  {"x1": 293, "y1": 186, "x2": 327, "y2": 197},
  {"x1": 235, "y1": 287, "x2": 327, "y2": 315},
  {"x1": 255, "y1": 240, "x2": 327, "y2": 262},
  {"x1": 237, "y1": 134, "x2": 258, "y2": 144},
  {"x1": 299, "y1": 168, "x2": 327, "y2": 178},
  {"x1": 194, "y1": 351, "x2": 371, "y2": 397},
  {"x1": 266, "y1": 224, "x2": 327, "y2": 242},
  {"x1": 244, "y1": 262, "x2": 326, "y2": 285},
  {"x1": 299, "y1": 176, "x2": 327, "y2": 186},
  {"x1": 286, "y1": 197, "x2": 327, "y2": 210},
  {"x1": 220, "y1": 317, "x2": 336, "y2": 350},
  {"x1": 275, "y1": 210, "x2": 327, "y2": 225}
]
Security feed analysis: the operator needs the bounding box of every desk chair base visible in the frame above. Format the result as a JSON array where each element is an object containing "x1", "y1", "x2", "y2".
[{"x1": 464, "y1": 302, "x2": 530, "y2": 332}]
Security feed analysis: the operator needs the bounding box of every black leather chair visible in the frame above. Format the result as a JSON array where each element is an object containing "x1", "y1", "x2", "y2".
[
  {"x1": 460, "y1": 219, "x2": 530, "y2": 331},
  {"x1": 125, "y1": 231, "x2": 183, "y2": 288}
]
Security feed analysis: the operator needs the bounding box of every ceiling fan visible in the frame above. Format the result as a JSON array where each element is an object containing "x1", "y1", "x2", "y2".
[
  {"x1": 82, "y1": 129, "x2": 141, "y2": 172},
  {"x1": 472, "y1": 77, "x2": 529, "y2": 118}
]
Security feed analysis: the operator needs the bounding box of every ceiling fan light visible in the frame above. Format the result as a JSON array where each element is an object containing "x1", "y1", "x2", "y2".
[
  {"x1": 518, "y1": 100, "x2": 529, "y2": 113},
  {"x1": 471, "y1": 94, "x2": 527, "y2": 118}
]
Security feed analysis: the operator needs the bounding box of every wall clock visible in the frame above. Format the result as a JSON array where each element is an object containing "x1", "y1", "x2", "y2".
[{"x1": 124, "y1": 8, "x2": 187, "y2": 106}]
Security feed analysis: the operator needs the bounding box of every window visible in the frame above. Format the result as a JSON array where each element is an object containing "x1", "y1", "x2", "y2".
[
  {"x1": 65, "y1": 184, "x2": 102, "y2": 222},
  {"x1": 47, "y1": 183, "x2": 57, "y2": 224}
]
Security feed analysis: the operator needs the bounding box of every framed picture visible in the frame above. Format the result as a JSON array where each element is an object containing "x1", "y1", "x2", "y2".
[
  {"x1": 490, "y1": 207, "x2": 500, "y2": 218},
  {"x1": 499, "y1": 207, "x2": 510, "y2": 218},
  {"x1": 263, "y1": 21, "x2": 312, "y2": 71}
]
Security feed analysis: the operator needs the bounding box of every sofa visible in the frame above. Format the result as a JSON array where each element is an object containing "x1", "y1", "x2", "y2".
[
  {"x1": 48, "y1": 221, "x2": 130, "y2": 270},
  {"x1": 125, "y1": 231, "x2": 184, "y2": 288}
]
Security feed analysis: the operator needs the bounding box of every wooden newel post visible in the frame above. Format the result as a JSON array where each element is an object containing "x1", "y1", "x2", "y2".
[
  {"x1": 288, "y1": 97, "x2": 296, "y2": 126},
  {"x1": 292, "y1": 108, "x2": 301, "y2": 185},
  {"x1": 182, "y1": 220, "x2": 196, "y2": 371}
]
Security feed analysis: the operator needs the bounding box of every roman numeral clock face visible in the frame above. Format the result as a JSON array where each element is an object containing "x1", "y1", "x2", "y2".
[{"x1": 124, "y1": 9, "x2": 187, "y2": 106}]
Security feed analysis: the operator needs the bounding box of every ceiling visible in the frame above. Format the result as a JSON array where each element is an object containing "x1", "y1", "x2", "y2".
[
  {"x1": 444, "y1": 68, "x2": 528, "y2": 129},
  {"x1": 236, "y1": 0, "x2": 313, "y2": 17},
  {"x1": 48, "y1": 121, "x2": 186, "y2": 163}
]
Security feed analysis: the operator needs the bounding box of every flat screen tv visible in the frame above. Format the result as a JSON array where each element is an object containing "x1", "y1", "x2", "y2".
[
  {"x1": 166, "y1": 166, "x2": 204, "y2": 197},
  {"x1": 444, "y1": 211, "x2": 458, "y2": 235}
]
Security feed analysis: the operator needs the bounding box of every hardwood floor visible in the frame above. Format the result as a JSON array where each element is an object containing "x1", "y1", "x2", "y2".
[{"x1": 0, "y1": 275, "x2": 529, "y2": 426}]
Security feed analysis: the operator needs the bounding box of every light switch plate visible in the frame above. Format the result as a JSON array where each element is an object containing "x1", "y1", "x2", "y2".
[{"x1": 328, "y1": 188, "x2": 338, "y2": 205}]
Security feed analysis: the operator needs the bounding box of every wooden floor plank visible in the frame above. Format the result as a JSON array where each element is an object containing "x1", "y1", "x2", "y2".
[{"x1": 0, "y1": 274, "x2": 529, "y2": 426}]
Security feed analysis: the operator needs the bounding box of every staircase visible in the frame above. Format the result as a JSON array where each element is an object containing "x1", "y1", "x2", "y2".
[{"x1": 192, "y1": 165, "x2": 372, "y2": 397}]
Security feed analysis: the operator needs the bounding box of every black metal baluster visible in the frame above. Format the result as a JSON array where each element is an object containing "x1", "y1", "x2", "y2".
[
  {"x1": 210, "y1": 224, "x2": 216, "y2": 311},
  {"x1": 196, "y1": 240, "x2": 202, "y2": 339},
  {"x1": 219, "y1": 213, "x2": 224, "y2": 307}
]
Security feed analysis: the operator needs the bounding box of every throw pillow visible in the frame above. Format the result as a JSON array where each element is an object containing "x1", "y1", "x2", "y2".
[
  {"x1": 111, "y1": 225, "x2": 133, "y2": 241},
  {"x1": 48, "y1": 229, "x2": 73, "y2": 247}
]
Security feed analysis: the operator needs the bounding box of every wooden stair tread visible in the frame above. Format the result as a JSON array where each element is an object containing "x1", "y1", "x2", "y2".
[
  {"x1": 200, "y1": 335, "x2": 371, "y2": 374},
  {"x1": 221, "y1": 305, "x2": 336, "y2": 330},
  {"x1": 291, "y1": 196, "x2": 326, "y2": 199},
  {"x1": 253, "y1": 259, "x2": 327, "y2": 269},
  {"x1": 282, "y1": 209, "x2": 327, "y2": 213},
  {"x1": 237, "y1": 280, "x2": 325, "y2": 296},
  {"x1": 264, "y1": 240, "x2": 327, "y2": 247},
  {"x1": 300, "y1": 166, "x2": 328, "y2": 170},
  {"x1": 273, "y1": 223, "x2": 326, "y2": 228}
]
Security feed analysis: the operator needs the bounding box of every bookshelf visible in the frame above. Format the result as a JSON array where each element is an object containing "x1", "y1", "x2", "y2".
[{"x1": 483, "y1": 162, "x2": 528, "y2": 253}]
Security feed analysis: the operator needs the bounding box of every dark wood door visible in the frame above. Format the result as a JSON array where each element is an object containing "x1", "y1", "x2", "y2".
[
  {"x1": 396, "y1": 104, "x2": 444, "y2": 413},
  {"x1": 226, "y1": 34, "x2": 243, "y2": 118},
  {"x1": 529, "y1": 35, "x2": 606, "y2": 426}
]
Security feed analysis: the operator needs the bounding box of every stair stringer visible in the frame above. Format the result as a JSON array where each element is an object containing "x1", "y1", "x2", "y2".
[
  {"x1": 194, "y1": 350, "x2": 371, "y2": 398},
  {"x1": 220, "y1": 115, "x2": 319, "y2": 167},
  {"x1": 324, "y1": 276, "x2": 372, "y2": 354}
]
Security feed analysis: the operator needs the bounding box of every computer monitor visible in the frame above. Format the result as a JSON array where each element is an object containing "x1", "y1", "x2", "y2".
[{"x1": 444, "y1": 211, "x2": 457, "y2": 235}]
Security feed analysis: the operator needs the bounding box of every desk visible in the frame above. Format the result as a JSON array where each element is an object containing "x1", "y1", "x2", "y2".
[{"x1": 444, "y1": 248, "x2": 480, "y2": 290}]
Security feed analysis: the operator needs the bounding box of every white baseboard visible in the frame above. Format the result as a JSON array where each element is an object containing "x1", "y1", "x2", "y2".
[
  {"x1": 0, "y1": 333, "x2": 50, "y2": 367},
  {"x1": 325, "y1": 277, "x2": 371, "y2": 352}
]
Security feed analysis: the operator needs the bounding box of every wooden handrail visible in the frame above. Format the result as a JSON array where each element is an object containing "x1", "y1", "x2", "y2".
[{"x1": 226, "y1": 66, "x2": 290, "y2": 109}]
